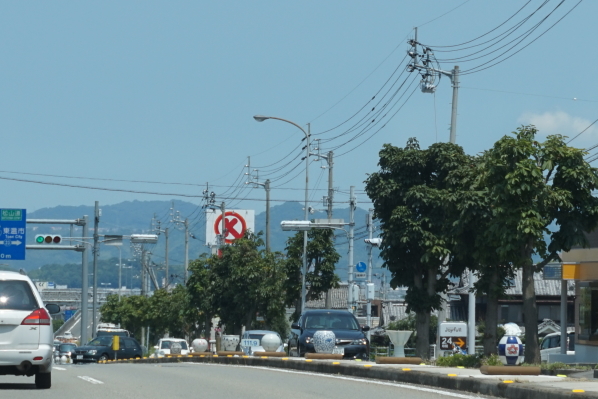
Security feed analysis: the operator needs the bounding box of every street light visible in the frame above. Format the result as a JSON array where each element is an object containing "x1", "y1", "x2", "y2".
[{"x1": 255, "y1": 115, "x2": 310, "y2": 314}]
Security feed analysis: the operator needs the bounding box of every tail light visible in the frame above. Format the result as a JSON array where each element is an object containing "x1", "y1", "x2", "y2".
[{"x1": 21, "y1": 308, "x2": 51, "y2": 325}]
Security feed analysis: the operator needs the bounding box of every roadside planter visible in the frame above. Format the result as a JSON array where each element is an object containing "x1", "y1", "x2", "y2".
[
  {"x1": 260, "y1": 333, "x2": 281, "y2": 352},
  {"x1": 222, "y1": 335, "x2": 240, "y2": 351},
  {"x1": 386, "y1": 330, "x2": 412, "y2": 357}
]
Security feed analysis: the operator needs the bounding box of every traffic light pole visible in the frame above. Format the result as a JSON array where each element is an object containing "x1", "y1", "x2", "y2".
[{"x1": 92, "y1": 201, "x2": 100, "y2": 338}]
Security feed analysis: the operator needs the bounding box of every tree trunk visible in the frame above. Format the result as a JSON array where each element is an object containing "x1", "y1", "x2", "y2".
[
  {"x1": 483, "y1": 268, "x2": 499, "y2": 356},
  {"x1": 415, "y1": 311, "x2": 430, "y2": 359},
  {"x1": 522, "y1": 261, "x2": 539, "y2": 363}
]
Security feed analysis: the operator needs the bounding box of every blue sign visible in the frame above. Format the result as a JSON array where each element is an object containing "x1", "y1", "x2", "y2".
[
  {"x1": 64, "y1": 309, "x2": 76, "y2": 322},
  {"x1": 0, "y1": 209, "x2": 26, "y2": 261},
  {"x1": 356, "y1": 261, "x2": 367, "y2": 273}
]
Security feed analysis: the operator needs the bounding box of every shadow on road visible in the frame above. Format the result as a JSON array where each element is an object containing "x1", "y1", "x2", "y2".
[{"x1": 0, "y1": 383, "x2": 37, "y2": 390}]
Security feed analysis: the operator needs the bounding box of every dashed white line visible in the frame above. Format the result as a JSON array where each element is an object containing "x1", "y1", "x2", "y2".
[
  {"x1": 77, "y1": 376, "x2": 104, "y2": 384},
  {"x1": 187, "y1": 363, "x2": 482, "y2": 398},
  {"x1": 53, "y1": 367, "x2": 66, "y2": 371}
]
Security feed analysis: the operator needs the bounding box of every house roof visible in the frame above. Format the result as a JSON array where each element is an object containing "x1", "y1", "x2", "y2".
[{"x1": 450, "y1": 269, "x2": 575, "y2": 297}]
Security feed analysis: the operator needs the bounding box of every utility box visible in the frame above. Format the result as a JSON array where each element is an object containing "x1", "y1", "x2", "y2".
[{"x1": 366, "y1": 283, "x2": 375, "y2": 300}]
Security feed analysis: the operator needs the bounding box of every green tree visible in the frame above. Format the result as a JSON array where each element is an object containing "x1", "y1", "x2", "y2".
[
  {"x1": 100, "y1": 294, "x2": 149, "y2": 340},
  {"x1": 284, "y1": 228, "x2": 340, "y2": 320},
  {"x1": 365, "y1": 138, "x2": 470, "y2": 358},
  {"x1": 478, "y1": 126, "x2": 598, "y2": 363}
]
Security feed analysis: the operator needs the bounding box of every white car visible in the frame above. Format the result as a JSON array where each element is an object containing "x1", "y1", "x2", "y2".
[
  {"x1": 153, "y1": 338, "x2": 190, "y2": 357},
  {"x1": 540, "y1": 332, "x2": 575, "y2": 362},
  {"x1": 0, "y1": 270, "x2": 60, "y2": 388},
  {"x1": 240, "y1": 330, "x2": 285, "y2": 355}
]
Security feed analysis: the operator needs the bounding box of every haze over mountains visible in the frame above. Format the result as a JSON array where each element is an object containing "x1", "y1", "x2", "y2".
[{"x1": 15, "y1": 200, "x2": 383, "y2": 282}]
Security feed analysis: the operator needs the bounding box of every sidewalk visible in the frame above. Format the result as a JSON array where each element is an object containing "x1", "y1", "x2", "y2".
[{"x1": 125, "y1": 355, "x2": 598, "y2": 398}]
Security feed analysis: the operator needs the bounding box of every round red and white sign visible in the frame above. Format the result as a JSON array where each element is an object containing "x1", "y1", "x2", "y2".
[{"x1": 214, "y1": 211, "x2": 247, "y2": 244}]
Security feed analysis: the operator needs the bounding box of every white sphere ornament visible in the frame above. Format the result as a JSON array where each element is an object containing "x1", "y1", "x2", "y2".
[
  {"x1": 313, "y1": 330, "x2": 336, "y2": 354},
  {"x1": 192, "y1": 338, "x2": 209, "y2": 353},
  {"x1": 261, "y1": 333, "x2": 281, "y2": 352},
  {"x1": 222, "y1": 335, "x2": 240, "y2": 351},
  {"x1": 498, "y1": 335, "x2": 524, "y2": 366}
]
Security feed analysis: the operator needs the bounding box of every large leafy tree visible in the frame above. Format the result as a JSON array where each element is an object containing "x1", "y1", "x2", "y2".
[
  {"x1": 478, "y1": 126, "x2": 598, "y2": 362},
  {"x1": 365, "y1": 138, "x2": 470, "y2": 358},
  {"x1": 100, "y1": 294, "x2": 149, "y2": 340},
  {"x1": 284, "y1": 228, "x2": 340, "y2": 320}
]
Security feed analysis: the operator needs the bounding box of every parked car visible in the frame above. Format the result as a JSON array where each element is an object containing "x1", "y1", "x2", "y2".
[
  {"x1": 240, "y1": 330, "x2": 285, "y2": 355},
  {"x1": 540, "y1": 332, "x2": 575, "y2": 362},
  {"x1": 0, "y1": 270, "x2": 61, "y2": 388},
  {"x1": 152, "y1": 338, "x2": 190, "y2": 358},
  {"x1": 58, "y1": 343, "x2": 77, "y2": 362},
  {"x1": 73, "y1": 335, "x2": 143, "y2": 363},
  {"x1": 288, "y1": 309, "x2": 370, "y2": 360}
]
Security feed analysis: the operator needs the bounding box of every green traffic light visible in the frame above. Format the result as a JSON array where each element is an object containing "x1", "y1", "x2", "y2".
[{"x1": 36, "y1": 236, "x2": 44, "y2": 243}]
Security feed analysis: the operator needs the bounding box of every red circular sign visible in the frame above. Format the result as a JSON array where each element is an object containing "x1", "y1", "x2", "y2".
[{"x1": 214, "y1": 211, "x2": 247, "y2": 244}]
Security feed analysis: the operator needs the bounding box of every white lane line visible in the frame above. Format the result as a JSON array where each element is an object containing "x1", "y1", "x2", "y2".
[
  {"x1": 77, "y1": 376, "x2": 104, "y2": 384},
  {"x1": 187, "y1": 363, "x2": 480, "y2": 398},
  {"x1": 53, "y1": 367, "x2": 66, "y2": 371}
]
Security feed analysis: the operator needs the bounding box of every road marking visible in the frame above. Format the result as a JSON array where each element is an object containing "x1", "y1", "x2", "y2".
[
  {"x1": 188, "y1": 363, "x2": 482, "y2": 398},
  {"x1": 78, "y1": 376, "x2": 104, "y2": 384},
  {"x1": 53, "y1": 367, "x2": 66, "y2": 371}
]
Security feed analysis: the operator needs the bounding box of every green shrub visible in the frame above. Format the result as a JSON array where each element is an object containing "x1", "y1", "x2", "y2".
[
  {"x1": 481, "y1": 354, "x2": 503, "y2": 366},
  {"x1": 436, "y1": 353, "x2": 482, "y2": 368}
]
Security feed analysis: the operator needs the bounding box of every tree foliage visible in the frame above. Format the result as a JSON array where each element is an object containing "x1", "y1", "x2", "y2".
[
  {"x1": 365, "y1": 138, "x2": 471, "y2": 358},
  {"x1": 284, "y1": 228, "x2": 341, "y2": 319}
]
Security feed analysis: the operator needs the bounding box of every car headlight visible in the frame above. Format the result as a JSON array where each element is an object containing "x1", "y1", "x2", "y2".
[
  {"x1": 351, "y1": 338, "x2": 367, "y2": 345},
  {"x1": 66, "y1": 352, "x2": 71, "y2": 356},
  {"x1": 88, "y1": 350, "x2": 97, "y2": 355},
  {"x1": 304, "y1": 337, "x2": 313, "y2": 344}
]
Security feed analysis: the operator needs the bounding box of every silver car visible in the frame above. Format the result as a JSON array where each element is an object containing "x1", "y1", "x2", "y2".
[{"x1": 0, "y1": 271, "x2": 60, "y2": 388}]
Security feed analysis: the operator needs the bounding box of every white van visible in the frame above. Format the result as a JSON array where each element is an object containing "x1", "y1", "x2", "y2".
[{"x1": 540, "y1": 332, "x2": 575, "y2": 362}]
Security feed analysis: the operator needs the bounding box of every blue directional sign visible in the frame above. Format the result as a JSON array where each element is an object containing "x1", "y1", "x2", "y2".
[
  {"x1": 0, "y1": 209, "x2": 26, "y2": 261},
  {"x1": 356, "y1": 261, "x2": 367, "y2": 273}
]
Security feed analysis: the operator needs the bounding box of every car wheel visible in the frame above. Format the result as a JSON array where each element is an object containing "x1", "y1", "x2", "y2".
[
  {"x1": 98, "y1": 354, "x2": 109, "y2": 362},
  {"x1": 35, "y1": 372, "x2": 51, "y2": 389}
]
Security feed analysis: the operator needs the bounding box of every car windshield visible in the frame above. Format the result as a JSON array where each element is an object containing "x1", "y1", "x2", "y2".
[
  {"x1": 161, "y1": 341, "x2": 188, "y2": 350},
  {"x1": 0, "y1": 280, "x2": 37, "y2": 311},
  {"x1": 304, "y1": 314, "x2": 359, "y2": 330},
  {"x1": 248, "y1": 334, "x2": 265, "y2": 340},
  {"x1": 87, "y1": 336, "x2": 112, "y2": 346},
  {"x1": 59, "y1": 344, "x2": 76, "y2": 351}
]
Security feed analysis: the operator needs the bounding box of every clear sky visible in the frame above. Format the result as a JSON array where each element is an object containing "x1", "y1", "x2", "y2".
[{"x1": 1, "y1": 0, "x2": 596, "y2": 237}]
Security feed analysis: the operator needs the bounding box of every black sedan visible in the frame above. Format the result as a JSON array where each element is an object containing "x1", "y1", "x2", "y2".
[
  {"x1": 73, "y1": 336, "x2": 143, "y2": 363},
  {"x1": 289, "y1": 309, "x2": 370, "y2": 360}
]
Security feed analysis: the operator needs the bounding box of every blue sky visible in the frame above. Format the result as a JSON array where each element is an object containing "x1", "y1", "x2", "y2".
[{"x1": 1, "y1": 0, "x2": 596, "y2": 237}]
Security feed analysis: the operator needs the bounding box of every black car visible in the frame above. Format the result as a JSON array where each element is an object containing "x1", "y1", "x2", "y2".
[
  {"x1": 73, "y1": 336, "x2": 143, "y2": 363},
  {"x1": 289, "y1": 309, "x2": 370, "y2": 360}
]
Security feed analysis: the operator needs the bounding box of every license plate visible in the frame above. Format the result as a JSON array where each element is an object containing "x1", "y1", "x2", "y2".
[
  {"x1": 77, "y1": 355, "x2": 83, "y2": 359},
  {"x1": 332, "y1": 347, "x2": 344, "y2": 355},
  {"x1": 241, "y1": 339, "x2": 260, "y2": 347}
]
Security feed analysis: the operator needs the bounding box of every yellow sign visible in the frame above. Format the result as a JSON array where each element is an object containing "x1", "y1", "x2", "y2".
[{"x1": 112, "y1": 335, "x2": 120, "y2": 351}]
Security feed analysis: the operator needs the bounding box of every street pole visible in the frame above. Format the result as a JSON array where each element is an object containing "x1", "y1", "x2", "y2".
[
  {"x1": 265, "y1": 180, "x2": 270, "y2": 251},
  {"x1": 184, "y1": 218, "x2": 189, "y2": 284},
  {"x1": 92, "y1": 201, "x2": 99, "y2": 338},
  {"x1": 348, "y1": 186, "x2": 355, "y2": 313},
  {"x1": 560, "y1": 280, "x2": 567, "y2": 355},
  {"x1": 450, "y1": 66, "x2": 459, "y2": 144},
  {"x1": 301, "y1": 124, "x2": 310, "y2": 314},
  {"x1": 327, "y1": 151, "x2": 334, "y2": 219},
  {"x1": 81, "y1": 215, "x2": 89, "y2": 344},
  {"x1": 366, "y1": 209, "x2": 373, "y2": 339},
  {"x1": 118, "y1": 246, "x2": 122, "y2": 301},
  {"x1": 164, "y1": 227, "x2": 169, "y2": 288},
  {"x1": 220, "y1": 202, "x2": 226, "y2": 251}
]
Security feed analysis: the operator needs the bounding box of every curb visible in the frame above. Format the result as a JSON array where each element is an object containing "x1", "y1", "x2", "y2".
[{"x1": 107, "y1": 356, "x2": 598, "y2": 399}]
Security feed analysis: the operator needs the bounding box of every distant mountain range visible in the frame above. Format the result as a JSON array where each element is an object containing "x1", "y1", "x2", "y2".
[{"x1": 12, "y1": 200, "x2": 384, "y2": 282}]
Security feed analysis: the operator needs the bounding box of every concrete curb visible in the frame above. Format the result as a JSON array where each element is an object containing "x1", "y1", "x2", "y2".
[{"x1": 111, "y1": 356, "x2": 598, "y2": 399}]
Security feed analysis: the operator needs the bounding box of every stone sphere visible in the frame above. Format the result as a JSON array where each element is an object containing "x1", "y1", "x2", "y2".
[
  {"x1": 313, "y1": 330, "x2": 336, "y2": 354},
  {"x1": 192, "y1": 338, "x2": 208, "y2": 353},
  {"x1": 170, "y1": 342, "x2": 182, "y2": 355},
  {"x1": 261, "y1": 333, "x2": 281, "y2": 352},
  {"x1": 498, "y1": 335, "x2": 524, "y2": 365}
]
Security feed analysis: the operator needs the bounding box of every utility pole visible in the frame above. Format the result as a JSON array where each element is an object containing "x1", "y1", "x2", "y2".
[
  {"x1": 171, "y1": 209, "x2": 189, "y2": 284},
  {"x1": 348, "y1": 186, "x2": 355, "y2": 313},
  {"x1": 92, "y1": 201, "x2": 100, "y2": 338},
  {"x1": 327, "y1": 151, "x2": 334, "y2": 219},
  {"x1": 152, "y1": 218, "x2": 169, "y2": 289},
  {"x1": 246, "y1": 156, "x2": 271, "y2": 251},
  {"x1": 407, "y1": 26, "x2": 469, "y2": 355},
  {"x1": 81, "y1": 215, "x2": 89, "y2": 344},
  {"x1": 366, "y1": 209, "x2": 373, "y2": 338},
  {"x1": 220, "y1": 202, "x2": 226, "y2": 251}
]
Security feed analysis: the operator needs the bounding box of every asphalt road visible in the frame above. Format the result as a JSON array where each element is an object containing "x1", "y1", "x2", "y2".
[{"x1": 0, "y1": 361, "x2": 492, "y2": 399}]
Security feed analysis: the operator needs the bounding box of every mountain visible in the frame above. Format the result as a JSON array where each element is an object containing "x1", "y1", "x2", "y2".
[{"x1": 14, "y1": 200, "x2": 384, "y2": 282}]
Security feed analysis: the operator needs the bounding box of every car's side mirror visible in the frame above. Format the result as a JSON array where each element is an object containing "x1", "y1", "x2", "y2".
[
  {"x1": 291, "y1": 323, "x2": 300, "y2": 329},
  {"x1": 45, "y1": 304, "x2": 60, "y2": 315},
  {"x1": 361, "y1": 325, "x2": 370, "y2": 332}
]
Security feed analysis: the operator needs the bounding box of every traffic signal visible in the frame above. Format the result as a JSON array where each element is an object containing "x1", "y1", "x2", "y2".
[{"x1": 35, "y1": 235, "x2": 62, "y2": 244}]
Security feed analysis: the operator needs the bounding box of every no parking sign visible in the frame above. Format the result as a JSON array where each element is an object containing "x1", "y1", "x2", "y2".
[{"x1": 205, "y1": 209, "x2": 255, "y2": 245}]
